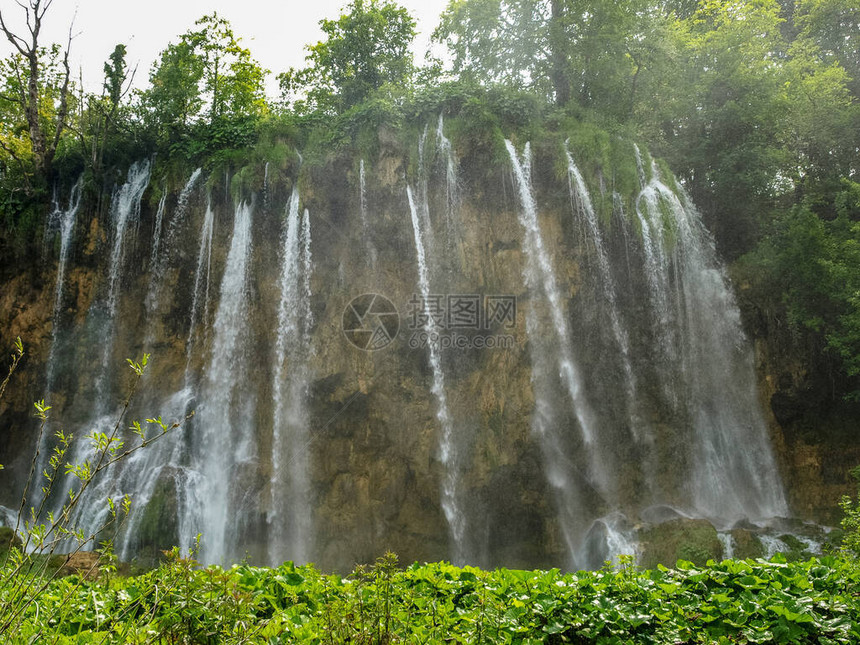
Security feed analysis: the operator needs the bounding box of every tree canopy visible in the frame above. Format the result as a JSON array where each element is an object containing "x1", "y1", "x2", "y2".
[
  {"x1": 280, "y1": 0, "x2": 416, "y2": 113},
  {"x1": 0, "y1": 0, "x2": 72, "y2": 187}
]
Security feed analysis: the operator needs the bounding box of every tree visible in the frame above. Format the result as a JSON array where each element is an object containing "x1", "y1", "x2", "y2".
[
  {"x1": 140, "y1": 14, "x2": 267, "y2": 146},
  {"x1": 433, "y1": 0, "x2": 670, "y2": 113},
  {"x1": 185, "y1": 13, "x2": 268, "y2": 122},
  {"x1": 795, "y1": 0, "x2": 860, "y2": 97},
  {"x1": 433, "y1": 0, "x2": 550, "y2": 93},
  {"x1": 281, "y1": 0, "x2": 416, "y2": 113},
  {"x1": 81, "y1": 44, "x2": 135, "y2": 174},
  {"x1": 141, "y1": 38, "x2": 205, "y2": 138},
  {"x1": 657, "y1": 0, "x2": 791, "y2": 257},
  {"x1": 104, "y1": 44, "x2": 128, "y2": 110},
  {"x1": 0, "y1": 0, "x2": 72, "y2": 184}
]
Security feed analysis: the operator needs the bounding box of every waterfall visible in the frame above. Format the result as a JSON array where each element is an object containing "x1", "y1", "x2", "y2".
[
  {"x1": 115, "y1": 385, "x2": 201, "y2": 561},
  {"x1": 58, "y1": 162, "x2": 150, "y2": 534},
  {"x1": 66, "y1": 176, "x2": 213, "y2": 557},
  {"x1": 35, "y1": 178, "x2": 83, "y2": 505},
  {"x1": 717, "y1": 532, "x2": 734, "y2": 560},
  {"x1": 505, "y1": 140, "x2": 614, "y2": 568},
  {"x1": 43, "y1": 177, "x2": 82, "y2": 399},
  {"x1": 117, "y1": 196, "x2": 215, "y2": 560},
  {"x1": 505, "y1": 142, "x2": 601, "y2": 454},
  {"x1": 435, "y1": 115, "x2": 460, "y2": 251},
  {"x1": 268, "y1": 188, "x2": 314, "y2": 565},
  {"x1": 263, "y1": 162, "x2": 270, "y2": 211},
  {"x1": 564, "y1": 143, "x2": 639, "y2": 442},
  {"x1": 197, "y1": 201, "x2": 255, "y2": 563},
  {"x1": 93, "y1": 160, "x2": 151, "y2": 410},
  {"x1": 145, "y1": 168, "x2": 203, "y2": 323},
  {"x1": 185, "y1": 197, "x2": 216, "y2": 368},
  {"x1": 7, "y1": 137, "x2": 800, "y2": 572},
  {"x1": 149, "y1": 192, "x2": 167, "y2": 273},
  {"x1": 632, "y1": 153, "x2": 788, "y2": 524},
  {"x1": 633, "y1": 149, "x2": 684, "y2": 411},
  {"x1": 579, "y1": 512, "x2": 638, "y2": 568},
  {"x1": 416, "y1": 125, "x2": 435, "y2": 253},
  {"x1": 106, "y1": 162, "x2": 151, "y2": 316},
  {"x1": 407, "y1": 185, "x2": 468, "y2": 564},
  {"x1": 159, "y1": 166, "x2": 203, "y2": 259}
]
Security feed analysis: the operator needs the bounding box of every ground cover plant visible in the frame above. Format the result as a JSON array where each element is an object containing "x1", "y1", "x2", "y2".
[{"x1": 1, "y1": 550, "x2": 858, "y2": 643}]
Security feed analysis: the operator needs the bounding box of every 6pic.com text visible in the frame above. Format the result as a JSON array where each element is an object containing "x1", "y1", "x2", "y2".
[{"x1": 406, "y1": 294, "x2": 517, "y2": 350}]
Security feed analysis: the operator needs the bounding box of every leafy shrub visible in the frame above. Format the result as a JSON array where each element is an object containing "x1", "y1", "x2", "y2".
[
  {"x1": 0, "y1": 341, "x2": 187, "y2": 641},
  {"x1": 840, "y1": 466, "x2": 860, "y2": 558},
  {"x1": 3, "y1": 552, "x2": 860, "y2": 643}
]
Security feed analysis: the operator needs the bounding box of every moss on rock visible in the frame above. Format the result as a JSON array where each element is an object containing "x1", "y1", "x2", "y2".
[{"x1": 639, "y1": 519, "x2": 723, "y2": 568}]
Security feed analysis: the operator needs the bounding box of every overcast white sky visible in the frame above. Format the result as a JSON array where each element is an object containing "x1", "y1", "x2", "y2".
[{"x1": 0, "y1": 0, "x2": 451, "y2": 97}]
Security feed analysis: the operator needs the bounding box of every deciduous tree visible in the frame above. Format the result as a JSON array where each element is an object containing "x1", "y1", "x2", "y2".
[
  {"x1": 0, "y1": 0, "x2": 72, "y2": 185},
  {"x1": 281, "y1": 0, "x2": 416, "y2": 113}
]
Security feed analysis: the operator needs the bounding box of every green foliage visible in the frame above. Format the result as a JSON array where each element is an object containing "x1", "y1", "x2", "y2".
[
  {"x1": 795, "y1": 0, "x2": 860, "y2": 97},
  {"x1": 281, "y1": 0, "x2": 416, "y2": 114},
  {"x1": 433, "y1": 0, "x2": 674, "y2": 116},
  {"x1": 0, "y1": 341, "x2": 189, "y2": 641},
  {"x1": 138, "y1": 13, "x2": 267, "y2": 158},
  {"x1": 189, "y1": 13, "x2": 269, "y2": 121},
  {"x1": 103, "y1": 45, "x2": 127, "y2": 110},
  {"x1": 140, "y1": 37, "x2": 205, "y2": 138},
  {"x1": 840, "y1": 466, "x2": 860, "y2": 558},
  {"x1": 0, "y1": 42, "x2": 76, "y2": 197},
  {"x1": 748, "y1": 190, "x2": 860, "y2": 396},
  {"x1": 3, "y1": 554, "x2": 860, "y2": 643}
]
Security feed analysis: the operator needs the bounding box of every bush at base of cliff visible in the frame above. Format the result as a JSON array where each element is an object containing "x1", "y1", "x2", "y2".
[{"x1": 840, "y1": 466, "x2": 860, "y2": 559}]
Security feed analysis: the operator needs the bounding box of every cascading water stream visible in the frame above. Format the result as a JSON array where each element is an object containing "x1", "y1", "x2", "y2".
[
  {"x1": 149, "y1": 192, "x2": 167, "y2": 274},
  {"x1": 578, "y1": 512, "x2": 638, "y2": 568},
  {"x1": 145, "y1": 168, "x2": 203, "y2": 328},
  {"x1": 416, "y1": 125, "x2": 435, "y2": 253},
  {"x1": 268, "y1": 187, "x2": 314, "y2": 565},
  {"x1": 407, "y1": 185, "x2": 468, "y2": 564},
  {"x1": 196, "y1": 201, "x2": 255, "y2": 564},
  {"x1": 117, "y1": 170, "x2": 208, "y2": 551},
  {"x1": 117, "y1": 194, "x2": 217, "y2": 559},
  {"x1": 505, "y1": 140, "x2": 615, "y2": 568},
  {"x1": 505, "y1": 142, "x2": 600, "y2": 450},
  {"x1": 185, "y1": 197, "x2": 216, "y2": 371},
  {"x1": 435, "y1": 114, "x2": 460, "y2": 253},
  {"x1": 43, "y1": 177, "x2": 82, "y2": 399},
  {"x1": 632, "y1": 148, "x2": 685, "y2": 412},
  {"x1": 92, "y1": 160, "x2": 151, "y2": 411},
  {"x1": 564, "y1": 143, "x2": 639, "y2": 442},
  {"x1": 114, "y1": 194, "x2": 217, "y2": 560},
  {"x1": 34, "y1": 178, "x2": 83, "y2": 505},
  {"x1": 633, "y1": 156, "x2": 788, "y2": 524},
  {"x1": 58, "y1": 162, "x2": 150, "y2": 533},
  {"x1": 263, "y1": 162, "x2": 270, "y2": 211}
]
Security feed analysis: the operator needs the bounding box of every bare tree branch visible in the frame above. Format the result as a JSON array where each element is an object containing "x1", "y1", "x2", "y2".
[
  {"x1": 0, "y1": 9, "x2": 30, "y2": 56},
  {"x1": 49, "y1": 12, "x2": 74, "y2": 156}
]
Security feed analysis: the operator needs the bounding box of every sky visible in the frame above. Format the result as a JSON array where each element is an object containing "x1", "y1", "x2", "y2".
[{"x1": 0, "y1": 0, "x2": 451, "y2": 97}]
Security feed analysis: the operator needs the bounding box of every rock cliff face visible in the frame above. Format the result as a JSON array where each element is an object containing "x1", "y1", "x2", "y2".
[{"x1": 0, "y1": 123, "x2": 851, "y2": 572}]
